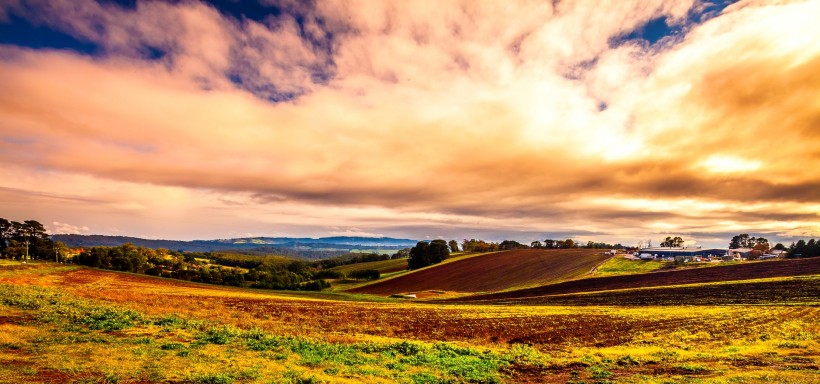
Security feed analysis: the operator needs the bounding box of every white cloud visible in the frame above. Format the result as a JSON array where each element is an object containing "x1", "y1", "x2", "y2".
[
  {"x1": 326, "y1": 228, "x2": 385, "y2": 238},
  {"x1": 51, "y1": 221, "x2": 90, "y2": 235}
]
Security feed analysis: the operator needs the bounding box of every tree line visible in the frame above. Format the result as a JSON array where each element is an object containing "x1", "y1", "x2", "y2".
[
  {"x1": 788, "y1": 239, "x2": 820, "y2": 258},
  {"x1": 0, "y1": 219, "x2": 57, "y2": 261},
  {"x1": 75, "y1": 244, "x2": 330, "y2": 291}
]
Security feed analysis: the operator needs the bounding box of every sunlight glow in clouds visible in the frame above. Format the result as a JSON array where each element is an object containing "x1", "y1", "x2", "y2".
[
  {"x1": 700, "y1": 155, "x2": 763, "y2": 174},
  {"x1": 0, "y1": 0, "x2": 818, "y2": 246}
]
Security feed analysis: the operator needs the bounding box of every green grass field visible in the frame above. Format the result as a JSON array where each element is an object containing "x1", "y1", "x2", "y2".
[
  {"x1": 330, "y1": 258, "x2": 409, "y2": 275},
  {"x1": 594, "y1": 256, "x2": 668, "y2": 276}
]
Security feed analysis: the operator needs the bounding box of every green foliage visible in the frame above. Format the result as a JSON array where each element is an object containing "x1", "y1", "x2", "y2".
[
  {"x1": 312, "y1": 269, "x2": 342, "y2": 279},
  {"x1": 348, "y1": 269, "x2": 380, "y2": 280},
  {"x1": 588, "y1": 365, "x2": 612, "y2": 379},
  {"x1": 73, "y1": 244, "x2": 330, "y2": 291},
  {"x1": 461, "y1": 239, "x2": 499, "y2": 252},
  {"x1": 729, "y1": 233, "x2": 769, "y2": 250},
  {"x1": 789, "y1": 238, "x2": 820, "y2": 258},
  {"x1": 499, "y1": 240, "x2": 528, "y2": 250},
  {"x1": 0, "y1": 284, "x2": 142, "y2": 331},
  {"x1": 0, "y1": 218, "x2": 54, "y2": 260},
  {"x1": 660, "y1": 236, "x2": 685, "y2": 247},
  {"x1": 595, "y1": 257, "x2": 667, "y2": 276},
  {"x1": 198, "y1": 325, "x2": 243, "y2": 345},
  {"x1": 408, "y1": 240, "x2": 450, "y2": 270},
  {"x1": 184, "y1": 372, "x2": 236, "y2": 384},
  {"x1": 80, "y1": 306, "x2": 140, "y2": 331}
]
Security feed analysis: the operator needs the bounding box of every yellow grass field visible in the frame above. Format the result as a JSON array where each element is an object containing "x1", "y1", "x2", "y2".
[{"x1": 1, "y1": 262, "x2": 819, "y2": 383}]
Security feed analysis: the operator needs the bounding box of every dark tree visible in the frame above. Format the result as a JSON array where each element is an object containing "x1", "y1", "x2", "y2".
[
  {"x1": 448, "y1": 240, "x2": 459, "y2": 253},
  {"x1": 728, "y1": 234, "x2": 770, "y2": 250},
  {"x1": 0, "y1": 218, "x2": 12, "y2": 254},
  {"x1": 408, "y1": 240, "x2": 450, "y2": 270},
  {"x1": 391, "y1": 248, "x2": 410, "y2": 259},
  {"x1": 349, "y1": 269, "x2": 380, "y2": 280},
  {"x1": 408, "y1": 241, "x2": 431, "y2": 270},
  {"x1": 429, "y1": 239, "x2": 450, "y2": 264},
  {"x1": 531, "y1": 241, "x2": 542, "y2": 248},
  {"x1": 0, "y1": 218, "x2": 54, "y2": 260},
  {"x1": 660, "y1": 236, "x2": 684, "y2": 247}
]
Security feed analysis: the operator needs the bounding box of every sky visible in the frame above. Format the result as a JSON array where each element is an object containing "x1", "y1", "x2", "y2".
[{"x1": 0, "y1": 0, "x2": 818, "y2": 247}]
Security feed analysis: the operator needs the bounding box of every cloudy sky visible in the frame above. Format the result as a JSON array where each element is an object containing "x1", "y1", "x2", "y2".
[{"x1": 1, "y1": 0, "x2": 818, "y2": 247}]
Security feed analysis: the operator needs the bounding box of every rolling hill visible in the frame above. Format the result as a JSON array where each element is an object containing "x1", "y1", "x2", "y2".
[
  {"x1": 348, "y1": 249, "x2": 612, "y2": 295},
  {"x1": 50, "y1": 234, "x2": 416, "y2": 258},
  {"x1": 453, "y1": 257, "x2": 820, "y2": 302}
]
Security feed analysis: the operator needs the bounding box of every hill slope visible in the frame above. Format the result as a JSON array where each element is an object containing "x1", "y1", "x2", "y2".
[
  {"x1": 330, "y1": 258, "x2": 409, "y2": 275},
  {"x1": 348, "y1": 249, "x2": 612, "y2": 295},
  {"x1": 454, "y1": 257, "x2": 820, "y2": 302}
]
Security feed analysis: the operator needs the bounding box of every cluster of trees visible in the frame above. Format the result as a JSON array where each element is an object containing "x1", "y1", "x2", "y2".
[
  {"x1": 729, "y1": 234, "x2": 770, "y2": 250},
  {"x1": 408, "y1": 240, "x2": 450, "y2": 270},
  {"x1": 461, "y1": 239, "x2": 500, "y2": 252},
  {"x1": 789, "y1": 239, "x2": 820, "y2": 258},
  {"x1": 75, "y1": 244, "x2": 330, "y2": 291},
  {"x1": 660, "y1": 236, "x2": 684, "y2": 247},
  {"x1": 530, "y1": 239, "x2": 576, "y2": 249},
  {"x1": 0, "y1": 219, "x2": 57, "y2": 261},
  {"x1": 348, "y1": 269, "x2": 380, "y2": 280},
  {"x1": 499, "y1": 240, "x2": 528, "y2": 250}
]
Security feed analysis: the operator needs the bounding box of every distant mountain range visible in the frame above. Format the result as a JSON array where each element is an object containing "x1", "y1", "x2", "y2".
[{"x1": 50, "y1": 234, "x2": 418, "y2": 254}]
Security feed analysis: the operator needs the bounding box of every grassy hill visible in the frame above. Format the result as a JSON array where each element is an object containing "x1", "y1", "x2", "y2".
[
  {"x1": 593, "y1": 255, "x2": 668, "y2": 276},
  {"x1": 348, "y1": 249, "x2": 613, "y2": 295},
  {"x1": 329, "y1": 258, "x2": 409, "y2": 275}
]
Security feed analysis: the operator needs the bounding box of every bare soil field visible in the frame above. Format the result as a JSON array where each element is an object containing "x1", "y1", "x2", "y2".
[
  {"x1": 454, "y1": 257, "x2": 820, "y2": 302},
  {"x1": 348, "y1": 249, "x2": 612, "y2": 295},
  {"x1": 475, "y1": 275, "x2": 820, "y2": 306}
]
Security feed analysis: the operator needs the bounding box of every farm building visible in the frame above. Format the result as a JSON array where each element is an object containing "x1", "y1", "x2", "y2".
[
  {"x1": 727, "y1": 248, "x2": 752, "y2": 259},
  {"x1": 638, "y1": 247, "x2": 728, "y2": 260}
]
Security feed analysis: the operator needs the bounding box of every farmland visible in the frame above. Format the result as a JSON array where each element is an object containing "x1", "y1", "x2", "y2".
[
  {"x1": 457, "y1": 257, "x2": 820, "y2": 302},
  {"x1": 330, "y1": 258, "x2": 409, "y2": 275},
  {"x1": 2, "y1": 260, "x2": 820, "y2": 383},
  {"x1": 349, "y1": 249, "x2": 612, "y2": 295},
  {"x1": 593, "y1": 256, "x2": 667, "y2": 276}
]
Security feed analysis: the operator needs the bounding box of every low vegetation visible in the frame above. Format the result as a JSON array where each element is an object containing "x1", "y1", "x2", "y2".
[
  {"x1": 2, "y1": 263, "x2": 819, "y2": 383},
  {"x1": 594, "y1": 256, "x2": 667, "y2": 276},
  {"x1": 330, "y1": 258, "x2": 409, "y2": 275}
]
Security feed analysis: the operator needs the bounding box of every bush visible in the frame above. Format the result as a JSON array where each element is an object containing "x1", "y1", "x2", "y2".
[
  {"x1": 348, "y1": 269, "x2": 380, "y2": 280},
  {"x1": 313, "y1": 270, "x2": 343, "y2": 279}
]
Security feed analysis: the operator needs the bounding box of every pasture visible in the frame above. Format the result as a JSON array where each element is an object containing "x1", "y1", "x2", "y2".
[
  {"x1": 330, "y1": 258, "x2": 409, "y2": 275},
  {"x1": 593, "y1": 256, "x2": 668, "y2": 276}
]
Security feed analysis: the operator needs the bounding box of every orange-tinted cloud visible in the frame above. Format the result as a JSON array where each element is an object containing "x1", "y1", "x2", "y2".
[{"x1": 0, "y1": 0, "x2": 818, "y2": 245}]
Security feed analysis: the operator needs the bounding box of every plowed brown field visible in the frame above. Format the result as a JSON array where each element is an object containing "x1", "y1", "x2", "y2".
[
  {"x1": 454, "y1": 257, "x2": 820, "y2": 302},
  {"x1": 348, "y1": 249, "x2": 611, "y2": 295}
]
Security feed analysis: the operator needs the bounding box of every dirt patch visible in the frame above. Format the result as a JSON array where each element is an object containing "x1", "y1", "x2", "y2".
[{"x1": 0, "y1": 315, "x2": 33, "y2": 325}]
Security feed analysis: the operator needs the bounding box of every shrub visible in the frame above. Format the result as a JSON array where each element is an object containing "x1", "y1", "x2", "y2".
[{"x1": 348, "y1": 269, "x2": 380, "y2": 280}]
